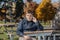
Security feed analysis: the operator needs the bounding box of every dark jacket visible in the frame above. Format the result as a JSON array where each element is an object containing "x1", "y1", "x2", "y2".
[{"x1": 16, "y1": 19, "x2": 43, "y2": 37}]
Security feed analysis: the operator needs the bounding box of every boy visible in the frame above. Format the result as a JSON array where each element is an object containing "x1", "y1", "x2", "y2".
[{"x1": 17, "y1": 11, "x2": 43, "y2": 40}]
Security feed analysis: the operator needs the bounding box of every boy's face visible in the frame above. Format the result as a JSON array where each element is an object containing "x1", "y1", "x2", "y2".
[{"x1": 26, "y1": 13, "x2": 33, "y2": 21}]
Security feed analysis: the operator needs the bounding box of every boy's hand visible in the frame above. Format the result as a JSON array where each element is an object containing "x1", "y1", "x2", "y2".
[
  {"x1": 23, "y1": 36, "x2": 31, "y2": 40},
  {"x1": 33, "y1": 17, "x2": 37, "y2": 23}
]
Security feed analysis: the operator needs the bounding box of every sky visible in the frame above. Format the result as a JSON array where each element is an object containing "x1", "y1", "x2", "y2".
[
  {"x1": 23, "y1": 0, "x2": 59, "y2": 3},
  {"x1": 33, "y1": 0, "x2": 58, "y2": 3}
]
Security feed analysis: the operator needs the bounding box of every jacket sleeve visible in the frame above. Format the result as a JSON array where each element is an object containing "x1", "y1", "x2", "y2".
[
  {"x1": 34, "y1": 21, "x2": 44, "y2": 30},
  {"x1": 16, "y1": 20, "x2": 24, "y2": 37}
]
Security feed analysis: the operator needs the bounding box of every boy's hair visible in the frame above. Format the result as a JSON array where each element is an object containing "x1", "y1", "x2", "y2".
[
  {"x1": 27, "y1": 10, "x2": 34, "y2": 15},
  {"x1": 23, "y1": 10, "x2": 36, "y2": 17},
  {"x1": 27, "y1": 0, "x2": 32, "y2": 2},
  {"x1": 26, "y1": 10, "x2": 36, "y2": 17}
]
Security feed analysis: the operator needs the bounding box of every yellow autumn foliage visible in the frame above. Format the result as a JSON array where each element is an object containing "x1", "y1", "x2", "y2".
[{"x1": 35, "y1": 0, "x2": 56, "y2": 21}]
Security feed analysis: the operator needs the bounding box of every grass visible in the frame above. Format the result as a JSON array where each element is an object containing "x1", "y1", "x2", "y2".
[
  {"x1": 0, "y1": 26, "x2": 18, "y2": 40},
  {"x1": 0, "y1": 21, "x2": 18, "y2": 40},
  {"x1": 0, "y1": 33, "x2": 8, "y2": 40}
]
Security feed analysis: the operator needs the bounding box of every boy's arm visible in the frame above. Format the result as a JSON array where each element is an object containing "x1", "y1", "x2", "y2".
[
  {"x1": 16, "y1": 20, "x2": 24, "y2": 37},
  {"x1": 34, "y1": 21, "x2": 43, "y2": 30},
  {"x1": 33, "y1": 17, "x2": 43, "y2": 30}
]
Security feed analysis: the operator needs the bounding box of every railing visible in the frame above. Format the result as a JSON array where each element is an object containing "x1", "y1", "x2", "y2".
[
  {"x1": 0, "y1": 22, "x2": 60, "y2": 40},
  {"x1": 24, "y1": 30, "x2": 60, "y2": 40}
]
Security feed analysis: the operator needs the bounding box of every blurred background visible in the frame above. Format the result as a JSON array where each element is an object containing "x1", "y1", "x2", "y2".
[{"x1": 0, "y1": 0, "x2": 60, "y2": 40}]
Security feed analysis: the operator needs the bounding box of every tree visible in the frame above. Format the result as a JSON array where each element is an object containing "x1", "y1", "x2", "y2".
[
  {"x1": 35, "y1": 0, "x2": 57, "y2": 21},
  {"x1": 14, "y1": 0, "x2": 24, "y2": 19}
]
